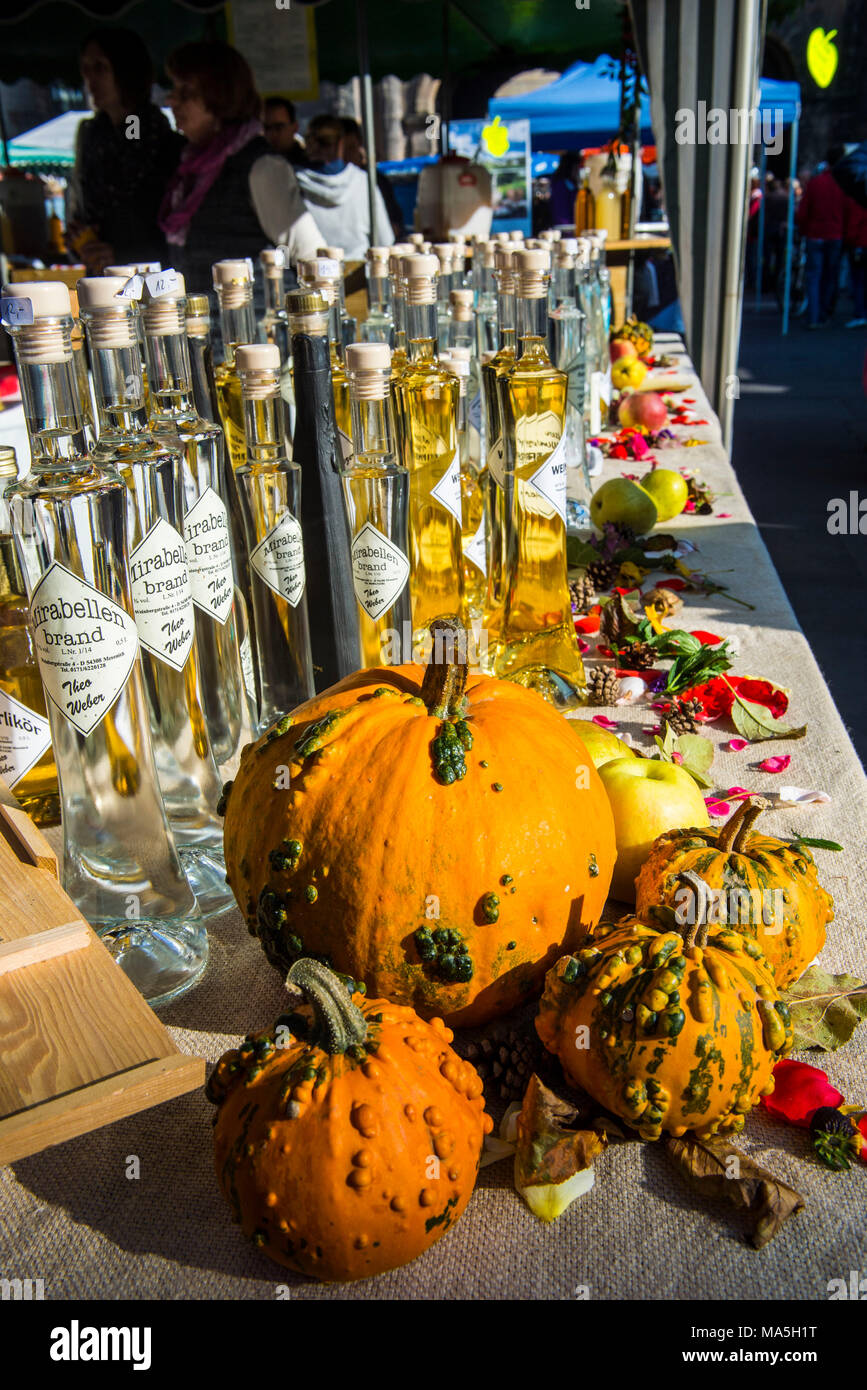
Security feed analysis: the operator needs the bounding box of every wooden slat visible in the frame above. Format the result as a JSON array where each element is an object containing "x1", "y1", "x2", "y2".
[
  {"x1": 0, "y1": 1054, "x2": 205, "y2": 1165},
  {"x1": 0, "y1": 784, "x2": 58, "y2": 876},
  {"x1": 0, "y1": 921, "x2": 89, "y2": 974}
]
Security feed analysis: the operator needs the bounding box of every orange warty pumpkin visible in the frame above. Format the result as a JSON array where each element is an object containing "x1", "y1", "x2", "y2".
[
  {"x1": 634, "y1": 798, "x2": 833, "y2": 987},
  {"x1": 222, "y1": 621, "x2": 616, "y2": 1026},
  {"x1": 536, "y1": 870, "x2": 793, "y2": 1140},
  {"x1": 207, "y1": 959, "x2": 492, "y2": 1282}
]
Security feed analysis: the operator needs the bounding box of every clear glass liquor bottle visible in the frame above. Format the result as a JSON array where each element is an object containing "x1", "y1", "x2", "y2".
[
  {"x1": 316, "y1": 245, "x2": 356, "y2": 351},
  {"x1": 212, "y1": 259, "x2": 258, "y2": 473},
  {"x1": 142, "y1": 278, "x2": 256, "y2": 766},
  {"x1": 2, "y1": 279, "x2": 203, "y2": 1004},
  {"x1": 392, "y1": 254, "x2": 463, "y2": 637},
  {"x1": 549, "y1": 241, "x2": 592, "y2": 530},
  {"x1": 342, "y1": 342, "x2": 411, "y2": 668},
  {"x1": 235, "y1": 344, "x2": 315, "y2": 728},
  {"x1": 361, "y1": 246, "x2": 394, "y2": 346},
  {"x1": 259, "y1": 248, "x2": 296, "y2": 439},
  {"x1": 387, "y1": 243, "x2": 415, "y2": 376},
  {"x1": 78, "y1": 276, "x2": 231, "y2": 918},
  {"x1": 432, "y1": 243, "x2": 454, "y2": 344},
  {"x1": 449, "y1": 289, "x2": 475, "y2": 352},
  {"x1": 480, "y1": 246, "x2": 517, "y2": 662},
  {"x1": 296, "y1": 256, "x2": 353, "y2": 465},
  {"x1": 441, "y1": 351, "x2": 487, "y2": 632},
  {"x1": 495, "y1": 249, "x2": 587, "y2": 707},
  {"x1": 0, "y1": 444, "x2": 59, "y2": 824}
]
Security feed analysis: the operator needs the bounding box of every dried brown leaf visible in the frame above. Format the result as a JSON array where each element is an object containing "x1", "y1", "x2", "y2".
[{"x1": 663, "y1": 1132, "x2": 805, "y2": 1249}]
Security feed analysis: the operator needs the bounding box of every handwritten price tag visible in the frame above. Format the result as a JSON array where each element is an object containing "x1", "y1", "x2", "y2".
[
  {"x1": 0, "y1": 297, "x2": 34, "y2": 327},
  {"x1": 144, "y1": 270, "x2": 181, "y2": 299},
  {"x1": 115, "y1": 275, "x2": 144, "y2": 300},
  {"x1": 314, "y1": 258, "x2": 340, "y2": 279}
]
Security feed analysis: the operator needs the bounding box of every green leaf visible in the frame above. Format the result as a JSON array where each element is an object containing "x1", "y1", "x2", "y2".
[
  {"x1": 782, "y1": 967, "x2": 867, "y2": 1051},
  {"x1": 674, "y1": 733, "x2": 714, "y2": 776},
  {"x1": 788, "y1": 834, "x2": 844, "y2": 853},
  {"x1": 566, "y1": 537, "x2": 597, "y2": 570},
  {"x1": 725, "y1": 680, "x2": 807, "y2": 742}
]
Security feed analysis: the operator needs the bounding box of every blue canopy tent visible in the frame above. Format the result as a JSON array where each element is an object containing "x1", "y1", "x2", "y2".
[
  {"x1": 488, "y1": 55, "x2": 653, "y2": 151},
  {"x1": 754, "y1": 77, "x2": 802, "y2": 334}
]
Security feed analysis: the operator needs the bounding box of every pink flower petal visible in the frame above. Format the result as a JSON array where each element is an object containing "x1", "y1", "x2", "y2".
[
  {"x1": 723, "y1": 786, "x2": 755, "y2": 800},
  {"x1": 705, "y1": 800, "x2": 731, "y2": 818},
  {"x1": 727, "y1": 738, "x2": 749, "y2": 751},
  {"x1": 671, "y1": 751, "x2": 683, "y2": 764},
  {"x1": 717, "y1": 512, "x2": 732, "y2": 518},
  {"x1": 592, "y1": 715, "x2": 619, "y2": 730},
  {"x1": 758, "y1": 755, "x2": 791, "y2": 774},
  {"x1": 577, "y1": 638, "x2": 590, "y2": 653}
]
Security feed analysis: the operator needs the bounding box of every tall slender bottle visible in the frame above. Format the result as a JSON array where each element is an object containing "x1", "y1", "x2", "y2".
[
  {"x1": 480, "y1": 245, "x2": 517, "y2": 662},
  {"x1": 212, "y1": 258, "x2": 257, "y2": 473},
  {"x1": 496, "y1": 249, "x2": 586, "y2": 706},
  {"x1": 259, "y1": 247, "x2": 296, "y2": 439},
  {"x1": 234, "y1": 344, "x2": 315, "y2": 728},
  {"x1": 432, "y1": 243, "x2": 454, "y2": 343},
  {"x1": 342, "y1": 342, "x2": 411, "y2": 668},
  {"x1": 441, "y1": 351, "x2": 486, "y2": 630},
  {"x1": 316, "y1": 245, "x2": 356, "y2": 351},
  {"x1": 574, "y1": 165, "x2": 595, "y2": 233},
  {"x1": 392, "y1": 254, "x2": 463, "y2": 637},
  {"x1": 286, "y1": 289, "x2": 360, "y2": 689},
  {"x1": 549, "y1": 240, "x2": 592, "y2": 529},
  {"x1": 0, "y1": 445, "x2": 59, "y2": 824},
  {"x1": 141, "y1": 275, "x2": 256, "y2": 766},
  {"x1": 387, "y1": 243, "x2": 415, "y2": 376},
  {"x1": 2, "y1": 280, "x2": 203, "y2": 1004},
  {"x1": 297, "y1": 256, "x2": 352, "y2": 463},
  {"x1": 449, "y1": 289, "x2": 475, "y2": 352},
  {"x1": 361, "y1": 246, "x2": 394, "y2": 346},
  {"x1": 77, "y1": 276, "x2": 232, "y2": 917}
]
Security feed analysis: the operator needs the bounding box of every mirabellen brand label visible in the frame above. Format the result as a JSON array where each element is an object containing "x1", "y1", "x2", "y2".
[
  {"x1": 430, "y1": 447, "x2": 463, "y2": 526},
  {"x1": 250, "y1": 512, "x2": 306, "y2": 608},
  {"x1": 29, "y1": 563, "x2": 138, "y2": 737},
  {"x1": 0, "y1": 688, "x2": 52, "y2": 787},
  {"x1": 528, "y1": 429, "x2": 568, "y2": 524},
  {"x1": 350, "y1": 521, "x2": 410, "y2": 621},
  {"x1": 184, "y1": 487, "x2": 234, "y2": 624},
  {"x1": 129, "y1": 518, "x2": 195, "y2": 671}
]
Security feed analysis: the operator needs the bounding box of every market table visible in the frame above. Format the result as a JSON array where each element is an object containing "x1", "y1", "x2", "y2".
[{"x1": 1, "y1": 334, "x2": 865, "y2": 1301}]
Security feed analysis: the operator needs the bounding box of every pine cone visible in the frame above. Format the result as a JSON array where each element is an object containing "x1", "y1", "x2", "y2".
[
  {"x1": 621, "y1": 640, "x2": 657, "y2": 671},
  {"x1": 569, "y1": 572, "x2": 596, "y2": 612},
  {"x1": 586, "y1": 668, "x2": 621, "y2": 706},
  {"x1": 587, "y1": 557, "x2": 616, "y2": 590},
  {"x1": 454, "y1": 1024, "x2": 547, "y2": 1104},
  {"x1": 660, "y1": 697, "x2": 703, "y2": 736}
]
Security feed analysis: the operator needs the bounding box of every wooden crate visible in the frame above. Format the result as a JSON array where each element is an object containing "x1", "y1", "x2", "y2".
[{"x1": 0, "y1": 787, "x2": 204, "y2": 1165}]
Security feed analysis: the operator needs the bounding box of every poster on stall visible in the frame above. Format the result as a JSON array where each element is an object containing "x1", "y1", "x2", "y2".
[
  {"x1": 226, "y1": 0, "x2": 319, "y2": 100},
  {"x1": 447, "y1": 117, "x2": 532, "y2": 236}
]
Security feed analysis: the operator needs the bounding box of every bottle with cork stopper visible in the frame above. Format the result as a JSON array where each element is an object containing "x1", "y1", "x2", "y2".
[
  {"x1": 440, "y1": 348, "x2": 487, "y2": 632},
  {"x1": 386, "y1": 242, "x2": 415, "y2": 375},
  {"x1": 211, "y1": 258, "x2": 259, "y2": 473},
  {"x1": 361, "y1": 246, "x2": 394, "y2": 347},
  {"x1": 550, "y1": 239, "x2": 592, "y2": 528},
  {"x1": 480, "y1": 243, "x2": 517, "y2": 660},
  {"x1": 316, "y1": 244, "x2": 356, "y2": 352},
  {"x1": 1, "y1": 279, "x2": 203, "y2": 1003},
  {"x1": 296, "y1": 254, "x2": 353, "y2": 463}
]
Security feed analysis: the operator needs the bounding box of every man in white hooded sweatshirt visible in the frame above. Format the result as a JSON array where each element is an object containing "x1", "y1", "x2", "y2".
[{"x1": 295, "y1": 114, "x2": 394, "y2": 258}]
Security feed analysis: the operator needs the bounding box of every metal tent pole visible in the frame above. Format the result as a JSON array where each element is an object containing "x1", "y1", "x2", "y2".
[
  {"x1": 781, "y1": 109, "x2": 799, "y2": 336},
  {"x1": 356, "y1": 0, "x2": 378, "y2": 247}
]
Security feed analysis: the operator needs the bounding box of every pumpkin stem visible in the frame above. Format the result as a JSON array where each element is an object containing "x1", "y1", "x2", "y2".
[
  {"x1": 675, "y1": 869, "x2": 713, "y2": 949},
  {"x1": 286, "y1": 959, "x2": 368, "y2": 1055},
  {"x1": 717, "y1": 797, "x2": 769, "y2": 854},
  {"x1": 418, "y1": 617, "x2": 469, "y2": 719}
]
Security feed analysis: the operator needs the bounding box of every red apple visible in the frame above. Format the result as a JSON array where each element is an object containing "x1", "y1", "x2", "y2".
[
  {"x1": 618, "y1": 390, "x2": 668, "y2": 432},
  {"x1": 610, "y1": 338, "x2": 638, "y2": 364}
]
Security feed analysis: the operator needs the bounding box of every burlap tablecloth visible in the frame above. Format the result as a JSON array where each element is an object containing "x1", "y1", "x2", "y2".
[{"x1": 2, "y1": 335, "x2": 865, "y2": 1300}]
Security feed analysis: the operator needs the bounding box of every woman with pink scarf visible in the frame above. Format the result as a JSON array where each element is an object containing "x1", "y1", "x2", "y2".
[{"x1": 159, "y1": 41, "x2": 320, "y2": 294}]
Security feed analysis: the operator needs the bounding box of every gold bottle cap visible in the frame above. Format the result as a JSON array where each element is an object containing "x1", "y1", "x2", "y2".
[
  {"x1": 0, "y1": 446, "x2": 18, "y2": 478},
  {"x1": 286, "y1": 289, "x2": 328, "y2": 314}
]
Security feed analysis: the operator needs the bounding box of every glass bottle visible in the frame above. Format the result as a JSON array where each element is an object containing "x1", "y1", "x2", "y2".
[
  {"x1": 0, "y1": 445, "x2": 59, "y2": 824},
  {"x1": 286, "y1": 289, "x2": 360, "y2": 688},
  {"x1": 594, "y1": 155, "x2": 622, "y2": 242},
  {"x1": 77, "y1": 275, "x2": 232, "y2": 918},
  {"x1": 480, "y1": 245, "x2": 517, "y2": 662},
  {"x1": 297, "y1": 256, "x2": 353, "y2": 464},
  {"x1": 2, "y1": 279, "x2": 203, "y2": 1005},
  {"x1": 141, "y1": 276, "x2": 256, "y2": 766},
  {"x1": 449, "y1": 289, "x2": 475, "y2": 352},
  {"x1": 387, "y1": 243, "x2": 415, "y2": 377},
  {"x1": 361, "y1": 246, "x2": 394, "y2": 346},
  {"x1": 259, "y1": 247, "x2": 297, "y2": 440},
  {"x1": 316, "y1": 245, "x2": 356, "y2": 352},
  {"x1": 392, "y1": 254, "x2": 463, "y2": 638},
  {"x1": 574, "y1": 165, "x2": 595, "y2": 233},
  {"x1": 342, "y1": 342, "x2": 411, "y2": 668},
  {"x1": 212, "y1": 258, "x2": 257, "y2": 473},
  {"x1": 234, "y1": 344, "x2": 315, "y2": 728},
  {"x1": 578, "y1": 237, "x2": 611, "y2": 437},
  {"x1": 69, "y1": 289, "x2": 97, "y2": 449},
  {"x1": 549, "y1": 241, "x2": 592, "y2": 531},
  {"x1": 496, "y1": 249, "x2": 586, "y2": 707},
  {"x1": 441, "y1": 351, "x2": 486, "y2": 631},
  {"x1": 432, "y1": 243, "x2": 454, "y2": 343}
]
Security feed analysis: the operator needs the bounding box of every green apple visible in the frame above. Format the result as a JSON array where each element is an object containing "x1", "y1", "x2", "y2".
[
  {"x1": 806, "y1": 27, "x2": 838, "y2": 89},
  {"x1": 640, "y1": 467, "x2": 689, "y2": 523},
  {"x1": 567, "y1": 717, "x2": 637, "y2": 768},
  {"x1": 590, "y1": 477, "x2": 658, "y2": 535},
  {"x1": 598, "y1": 757, "x2": 710, "y2": 903}
]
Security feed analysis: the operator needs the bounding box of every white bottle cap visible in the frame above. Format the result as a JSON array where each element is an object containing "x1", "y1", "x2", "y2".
[
  {"x1": 260, "y1": 248, "x2": 286, "y2": 269},
  {"x1": 402, "y1": 253, "x2": 439, "y2": 279},
  {"x1": 560, "y1": 237, "x2": 579, "y2": 255},
  {"x1": 2, "y1": 280, "x2": 71, "y2": 318},
  {"x1": 77, "y1": 276, "x2": 132, "y2": 308},
  {"x1": 345, "y1": 342, "x2": 391, "y2": 371},
  {"x1": 212, "y1": 259, "x2": 253, "y2": 286},
  {"x1": 104, "y1": 262, "x2": 161, "y2": 277},
  {"x1": 235, "y1": 343, "x2": 280, "y2": 371}
]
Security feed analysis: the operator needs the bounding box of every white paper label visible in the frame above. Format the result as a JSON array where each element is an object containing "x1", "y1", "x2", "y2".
[
  {"x1": 338, "y1": 429, "x2": 354, "y2": 464},
  {"x1": 0, "y1": 688, "x2": 52, "y2": 787},
  {"x1": 0, "y1": 296, "x2": 34, "y2": 327},
  {"x1": 240, "y1": 632, "x2": 256, "y2": 700},
  {"x1": 129, "y1": 519, "x2": 195, "y2": 671},
  {"x1": 145, "y1": 269, "x2": 181, "y2": 299},
  {"x1": 250, "y1": 512, "x2": 306, "y2": 608},
  {"x1": 488, "y1": 437, "x2": 505, "y2": 487},
  {"x1": 528, "y1": 429, "x2": 568, "y2": 524},
  {"x1": 350, "y1": 521, "x2": 409, "y2": 621},
  {"x1": 29, "y1": 563, "x2": 139, "y2": 736},
  {"x1": 462, "y1": 517, "x2": 487, "y2": 576},
  {"x1": 590, "y1": 370, "x2": 612, "y2": 436},
  {"x1": 430, "y1": 448, "x2": 463, "y2": 525},
  {"x1": 184, "y1": 487, "x2": 234, "y2": 625},
  {"x1": 116, "y1": 274, "x2": 144, "y2": 301}
]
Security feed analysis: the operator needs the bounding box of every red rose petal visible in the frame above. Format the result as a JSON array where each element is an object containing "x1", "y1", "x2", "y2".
[
  {"x1": 758, "y1": 755, "x2": 791, "y2": 774},
  {"x1": 759, "y1": 1059, "x2": 844, "y2": 1129},
  {"x1": 690, "y1": 630, "x2": 724, "y2": 646}
]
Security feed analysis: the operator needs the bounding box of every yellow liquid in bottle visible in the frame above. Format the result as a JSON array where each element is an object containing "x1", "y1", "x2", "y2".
[
  {"x1": 330, "y1": 345, "x2": 352, "y2": 457},
  {"x1": 480, "y1": 346, "x2": 514, "y2": 660},
  {"x1": 0, "y1": 538, "x2": 60, "y2": 824},
  {"x1": 595, "y1": 187, "x2": 623, "y2": 242},
  {"x1": 496, "y1": 341, "x2": 586, "y2": 702},
  {"x1": 342, "y1": 462, "x2": 410, "y2": 668},
  {"x1": 460, "y1": 466, "x2": 487, "y2": 621},
  {"x1": 393, "y1": 360, "x2": 463, "y2": 635},
  {"x1": 214, "y1": 361, "x2": 246, "y2": 472}
]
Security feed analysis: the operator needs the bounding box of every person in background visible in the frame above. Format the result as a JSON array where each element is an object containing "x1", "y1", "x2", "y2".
[
  {"x1": 263, "y1": 96, "x2": 308, "y2": 168},
  {"x1": 67, "y1": 27, "x2": 181, "y2": 273},
  {"x1": 796, "y1": 147, "x2": 846, "y2": 328},
  {"x1": 548, "y1": 152, "x2": 582, "y2": 228},
  {"x1": 843, "y1": 193, "x2": 867, "y2": 328},
  {"x1": 160, "y1": 41, "x2": 321, "y2": 294},
  {"x1": 745, "y1": 167, "x2": 763, "y2": 290},
  {"x1": 339, "y1": 116, "x2": 404, "y2": 239},
  {"x1": 294, "y1": 114, "x2": 394, "y2": 258}
]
